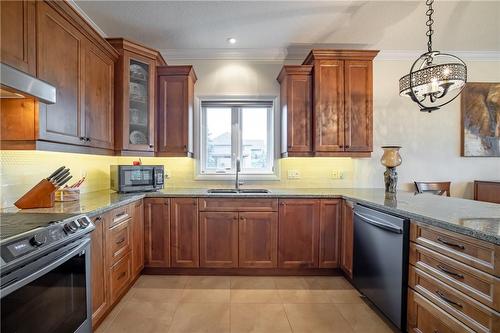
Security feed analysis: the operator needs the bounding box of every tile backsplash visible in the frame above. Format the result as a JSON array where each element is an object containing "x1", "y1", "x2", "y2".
[{"x1": 0, "y1": 150, "x2": 355, "y2": 208}]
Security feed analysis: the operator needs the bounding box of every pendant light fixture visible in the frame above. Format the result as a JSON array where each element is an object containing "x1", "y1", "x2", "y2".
[{"x1": 399, "y1": 0, "x2": 467, "y2": 112}]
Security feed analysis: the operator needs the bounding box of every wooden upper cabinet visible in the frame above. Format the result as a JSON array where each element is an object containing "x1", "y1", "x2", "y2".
[
  {"x1": 170, "y1": 198, "x2": 199, "y2": 268},
  {"x1": 319, "y1": 199, "x2": 341, "y2": 268},
  {"x1": 239, "y1": 212, "x2": 278, "y2": 268},
  {"x1": 0, "y1": 0, "x2": 36, "y2": 75},
  {"x1": 156, "y1": 66, "x2": 197, "y2": 157},
  {"x1": 277, "y1": 65, "x2": 313, "y2": 157},
  {"x1": 144, "y1": 198, "x2": 171, "y2": 268},
  {"x1": 344, "y1": 60, "x2": 373, "y2": 152},
  {"x1": 107, "y1": 38, "x2": 166, "y2": 156},
  {"x1": 278, "y1": 199, "x2": 320, "y2": 268},
  {"x1": 199, "y1": 211, "x2": 238, "y2": 268},
  {"x1": 340, "y1": 200, "x2": 354, "y2": 278},
  {"x1": 37, "y1": 1, "x2": 85, "y2": 146},
  {"x1": 84, "y1": 42, "x2": 114, "y2": 150},
  {"x1": 302, "y1": 49, "x2": 378, "y2": 157}
]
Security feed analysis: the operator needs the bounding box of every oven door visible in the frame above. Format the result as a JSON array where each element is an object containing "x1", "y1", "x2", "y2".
[{"x1": 1, "y1": 238, "x2": 91, "y2": 333}]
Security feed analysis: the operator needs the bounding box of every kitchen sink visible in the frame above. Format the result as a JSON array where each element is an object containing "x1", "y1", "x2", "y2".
[{"x1": 207, "y1": 188, "x2": 270, "y2": 194}]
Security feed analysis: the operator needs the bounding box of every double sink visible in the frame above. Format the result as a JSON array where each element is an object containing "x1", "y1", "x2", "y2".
[{"x1": 207, "y1": 188, "x2": 271, "y2": 194}]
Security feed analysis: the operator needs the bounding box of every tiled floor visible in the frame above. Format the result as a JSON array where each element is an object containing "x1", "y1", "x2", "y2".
[{"x1": 96, "y1": 275, "x2": 395, "y2": 333}]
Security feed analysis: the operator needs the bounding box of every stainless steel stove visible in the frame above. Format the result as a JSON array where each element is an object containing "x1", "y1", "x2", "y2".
[{"x1": 0, "y1": 213, "x2": 94, "y2": 333}]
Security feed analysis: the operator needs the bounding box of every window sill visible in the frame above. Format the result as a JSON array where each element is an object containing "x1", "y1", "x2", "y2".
[{"x1": 195, "y1": 173, "x2": 280, "y2": 181}]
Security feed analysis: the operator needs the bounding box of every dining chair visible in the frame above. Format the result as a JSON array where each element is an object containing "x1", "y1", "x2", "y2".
[{"x1": 414, "y1": 181, "x2": 451, "y2": 197}]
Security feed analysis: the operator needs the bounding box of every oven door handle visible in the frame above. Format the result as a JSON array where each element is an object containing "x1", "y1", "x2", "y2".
[{"x1": 0, "y1": 238, "x2": 90, "y2": 298}]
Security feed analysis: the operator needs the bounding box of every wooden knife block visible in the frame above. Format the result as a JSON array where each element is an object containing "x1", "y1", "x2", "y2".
[{"x1": 14, "y1": 179, "x2": 57, "y2": 209}]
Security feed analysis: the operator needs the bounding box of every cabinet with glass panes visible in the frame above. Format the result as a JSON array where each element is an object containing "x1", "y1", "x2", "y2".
[{"x1": 107, "y1": 38, "x2": 166, "y2": 155}]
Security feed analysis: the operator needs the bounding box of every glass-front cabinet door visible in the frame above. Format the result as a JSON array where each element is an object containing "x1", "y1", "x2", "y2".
[{"x1": 128, "y1": 59, "x2": 151, "y2": 148}]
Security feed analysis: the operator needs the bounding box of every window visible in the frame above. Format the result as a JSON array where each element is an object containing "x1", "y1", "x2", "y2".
[{"x1": 200, "y1": 100, "x2": 275, "y2": 176}]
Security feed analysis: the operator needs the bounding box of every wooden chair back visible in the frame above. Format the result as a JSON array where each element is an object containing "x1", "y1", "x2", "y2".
[{"x1": 414, "y1": 181, "x2": 451, "y2": 197}]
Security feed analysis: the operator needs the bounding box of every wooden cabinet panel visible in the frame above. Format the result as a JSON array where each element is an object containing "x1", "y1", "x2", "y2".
[
  {"x1": 199, "y1": 212, "x2": 238, "y2": 268},
  {"x1": 239, "y1": 212, "x2": 278, "y2": 268},
  {"x1": 278, "y1": 199, "x2": 320, "y2": 268},
  {"x1": 277, "y1": 65, "x2": 313, "y2": 156},
  {"x1": 344, "y1": 60, "x2": 373, "y2": 152},
  {"x1": 109, "y1": 253, "x2": 131, "y2": 304},
  {"x1": 171, "y1": 198, "x2": 199, "y2": 268},
  {"x1": 144, "y1": 198, "x2": 171, "y2": 267},
  {"x1": 105, "y1": 217, "x2": 131, "y2": 266},
  {"x1": 312, "y1": 60, "x2": 345, "y2": 152},
  {"x1": 0, "y1": 0, "x2": 36, "y2": 74},
  {"x1": 84, "y1": 43, "x2": 114, "y2": 150},
  {"x1": 90, "y1": 214, "x2": 109, "y2": 327},
  {"x1": 156, "y1": 66, "x2": 196, "y2": 157},
  {"x1": 199, "y1": 198, "x2": 278, "y2": 212},
  {"x1": 410, "y1": 222, "x2": 499, "y2": 276},
  {"x1": 131, "y1": 200, "x2": 144, "y2": 276},
  {"x1": 340, "y1": 200, "x2": 354, "y2": 278},
  {"x1": 37, "y1": 1, "x2": 84, "y2": 146},
  {"x1": 319, "y1": 199, "x2": 340, "y2": 268}
]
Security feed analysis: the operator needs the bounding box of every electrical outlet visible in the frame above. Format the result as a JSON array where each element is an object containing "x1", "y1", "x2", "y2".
[
  {"x1": 287, "y1": 170, "x2": 301, "y2": 179},
  {"x1": 331, "y1": 170, "x2": 343, "y2": 179}
]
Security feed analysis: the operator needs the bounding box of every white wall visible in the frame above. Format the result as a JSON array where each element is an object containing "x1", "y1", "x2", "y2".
[{"x1": 168, "y1": 58, "x2": 500, "y2": 198}]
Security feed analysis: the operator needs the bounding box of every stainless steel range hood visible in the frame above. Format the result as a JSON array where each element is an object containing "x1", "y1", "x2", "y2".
[{"x1": 0, "y1": 63, "x2": 56, "y2": 104}]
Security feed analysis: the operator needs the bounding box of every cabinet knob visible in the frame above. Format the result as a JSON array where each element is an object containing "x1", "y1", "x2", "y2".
[
  {"x1": 280, "y1": 202, "x2": 286, "y2": 206},
  {"x1": 345, "y1": 145, "x2": 350, "y2": 149},
  {"x1": 94, "y1": 216, "x2": 102, "y2": 222},
  {"x1": 149, "y1": 144, "x2": 154, "y2": 148},
  {"x1": 86, "y1": 137, "x2": 91, "y2": 142},
  {"x1": 79, "y1": 137, "x2": 85, "y2": 141}
]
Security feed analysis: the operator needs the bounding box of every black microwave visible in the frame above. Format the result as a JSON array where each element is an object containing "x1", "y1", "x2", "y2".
[{"x1": 110, "y1": 165, "x2": 164, "y2": 193}]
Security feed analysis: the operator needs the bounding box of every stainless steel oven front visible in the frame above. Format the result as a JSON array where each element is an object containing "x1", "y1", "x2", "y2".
[{"x1": 1, "y1": 237, "x2": 92, "y2": 333}]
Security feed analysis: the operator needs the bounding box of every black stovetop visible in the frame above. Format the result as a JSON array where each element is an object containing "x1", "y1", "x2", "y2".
[{"x1": 0, "y1": 213, "x2": 78, "y2": 241}]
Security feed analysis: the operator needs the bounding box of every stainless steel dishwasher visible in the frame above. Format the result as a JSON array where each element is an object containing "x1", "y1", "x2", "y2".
[{"x1": 352, "y1": 204, "x2": 409, "y2": 331}]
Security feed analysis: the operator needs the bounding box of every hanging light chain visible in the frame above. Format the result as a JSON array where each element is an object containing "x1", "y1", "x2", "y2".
[{"x1": 426, "y1": 0, "x2": 435, "y2": 53}]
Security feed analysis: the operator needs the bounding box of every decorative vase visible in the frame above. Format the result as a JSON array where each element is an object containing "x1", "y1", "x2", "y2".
[{"x1": 381, "y1": 146, "x2": 402, "y2": 194}]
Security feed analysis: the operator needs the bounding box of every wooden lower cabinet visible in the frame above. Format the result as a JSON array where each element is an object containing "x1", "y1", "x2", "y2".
[
  {"x1": 171, "y1": 198, "x2": 199, "y2": 268},
  {"x1": 90, "y1": 214, "x2": 109, "y2": 328},
  {"x1": 199, "y1": 212, "x2": 239, "y2": 268},
  {"x1": 131, "y1": 200, "x2": 144, "y2": 275},
  {"x1": 144, "y1": 198, "x2": 171, "y2": 267},
  {"x1": 319, "y1": 199, "x2": 341, "y2": 268},
  {"x1": 278, "y1": 199, "x2": 320, "y2": 268},
  {"x1": 109, "y1": 253, "x2": 132, "y2": 304},
  {"x1": 408, "y1": 289, "x2": 474, "y2": 333},
  {"x1": 239, "y1": 211, "x2": 278, "y2": 268},
  {"x1": 340, "y1": 200, "x2": 354, "y2": 278}
]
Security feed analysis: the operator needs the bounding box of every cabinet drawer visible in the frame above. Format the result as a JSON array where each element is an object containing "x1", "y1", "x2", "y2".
[
  {"x1": 408, "y1": 289, "x2": 475, "y2": 333},
  {"x1": 199, "y1": 198, "x2": 278, "y2": 212},
  {"x1": 411, "y1": 222, "x2": 499, "y2": 276},
  {"x1": 110, "y1": 205, "x2": 132, "y2": 227},
  {"x1": 109, "y1": 254, "x2": 131, "y2": 303},
  {"x1": 409, "y1": 265, "x2": 500, "y2": 333},
  {"x1": 107, "y1": 218, "x2": 131, "y2": 265},
  {"x1": 410, "y1": 242, "x2": 500, "y2": 311}
]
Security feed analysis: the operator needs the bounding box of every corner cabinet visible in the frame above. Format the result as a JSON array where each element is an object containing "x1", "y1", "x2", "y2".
[
  {"x1": 340, "y1": 200, "x2": 354, "y2": 278},
  {"x1": 144, "y1": 198, "x2": 171, "y2": 268},
  {"x1": 156, "y1": 66, "x2": 197, "y2": 157},
  {"x1": 107, "y1": 38, "x2": 166, "y2": 156}
]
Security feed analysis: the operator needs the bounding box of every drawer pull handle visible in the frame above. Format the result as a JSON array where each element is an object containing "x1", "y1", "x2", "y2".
[
  {"x1": 94, "y1": 216, "x2": 102, "y2": 222},
  {"x1": 116, "y1": 238, "x2": 125, "y2": 245},
  {"x1": 437, "y1": 237, "x2": 465, "y2": 250},
  {"x1": 436, "y1": 290, "x2": 463, "y2": 308},
  {"x1": 437, "y1": 265, "x2": 464, "y2": 279},
  {"x1": 117, "y1": 271, "x2": 126, "y2": 280},
  {"x1": 115, "y1": 212, "x2": 127, "y2": 218}
]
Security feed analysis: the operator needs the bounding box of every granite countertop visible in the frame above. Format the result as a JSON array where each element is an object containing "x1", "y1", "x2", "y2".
[{"x1": 2, "y1": 188, "x2": 499, "y2": 244}]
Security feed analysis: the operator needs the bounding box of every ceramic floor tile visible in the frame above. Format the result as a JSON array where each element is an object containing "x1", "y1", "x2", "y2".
[
  {"x1": 278, "y1": 289, "x2": 332, "y2": 303},
  {"x1": 334, "y1": 302, "x2": 394, "y2": 333},
  {"x1": 135, "y1": 275, "x2": 189, "y2": 289},
  {"x1": 168, "y1": 302, "x2": 230, "y2": 333},
  {"x1": 130, "y1": 288, "x2": 184, "y2": 303},
  {"x1": 284, "y1": 303, "x2": 354, "y2": 333},
  {"x1": 303, "y1": 276, "x2": 355, "y2": 290},
  {"x1": 230, "y1": 276, "x2": 276, "y2": 289},
  {"x1": 181, "y1": 288, "x2": 230, "y2": 303},
  {"x1": 329, "y1": 290, "x2": 364, "y2": 303},
  {"x1": 185, "y1": 275, "x2": 231, "y2": 289},
  {"x1": 230, "y1": 289, "x2": 282, "y2": 303},
  {"x1": 230, "y1": 303, "x2": 292, "y2": 333},
  {"x1": 273, "y1": 277, "x2": 308, "y2": 290}
]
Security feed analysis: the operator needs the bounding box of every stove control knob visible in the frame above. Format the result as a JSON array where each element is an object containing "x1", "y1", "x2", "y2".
[
  {"x1": 78, "y1": 218, "x2": 90, "y2": 228},
  {"x1": 30, "y1": 233, "x2": 47, "y2": 247},
  {"x1": 64, "y1": 222, "x2": 78, "y2": 234}
]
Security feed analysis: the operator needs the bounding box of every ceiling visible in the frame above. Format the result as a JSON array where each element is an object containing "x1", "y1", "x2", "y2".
[{"x1": 74, "y1": 1, "x2": 500, "y2": 60}]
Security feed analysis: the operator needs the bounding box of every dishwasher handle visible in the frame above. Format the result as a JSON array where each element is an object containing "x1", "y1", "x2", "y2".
[{"x1": 354, "y1": 212, "x2": 403, "y2": 234}]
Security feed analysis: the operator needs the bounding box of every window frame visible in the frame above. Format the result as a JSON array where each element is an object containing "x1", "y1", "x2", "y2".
[{"x1": 196, "y1": 97, "x2": 279, "y2": 181}]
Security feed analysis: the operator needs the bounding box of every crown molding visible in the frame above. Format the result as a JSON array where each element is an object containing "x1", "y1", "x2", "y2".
[
  {"x1": 163, "y1": 48, "x2": 500, "y2": 62},
  {"x1": 67, "y1": 0, "x2": 108, "y2": 38}
]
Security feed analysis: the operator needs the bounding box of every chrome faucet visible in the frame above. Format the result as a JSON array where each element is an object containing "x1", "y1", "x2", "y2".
[{"x1": 235, "y1": 159, "x2": 243, "y2": 190}]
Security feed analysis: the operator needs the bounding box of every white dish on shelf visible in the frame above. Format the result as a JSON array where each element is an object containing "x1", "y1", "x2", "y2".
[
  {"x1": 129, "y1": 130, "x2": 148, "y2": 145},
  {"x1": 129, "y1": 82, "x2": 146, "y2": 103},
  {"x1": 130, "y1": 64, "x2": 147, "y2": 81}
]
